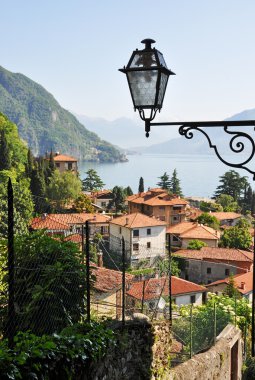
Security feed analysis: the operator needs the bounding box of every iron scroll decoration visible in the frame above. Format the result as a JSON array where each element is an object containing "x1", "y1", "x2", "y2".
[{"x1": 178, "y1": 123, "x2": 255, "y2": 179}]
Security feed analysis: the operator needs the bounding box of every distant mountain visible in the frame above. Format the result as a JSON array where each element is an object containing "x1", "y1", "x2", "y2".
[
  {"x1": 0, "y1": 66, "x2": 126, "y2": 162},
  {"x1": 138, "y1": 109, "x2": 255, "y2": 155}
]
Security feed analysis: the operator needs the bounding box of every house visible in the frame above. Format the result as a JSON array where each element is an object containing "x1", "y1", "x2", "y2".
[
  {"x1": 206, "y1": 271, "x2": 253, "y2": 302},
  {"x1": 91, "y1": 262, "x2": 133, "y2": 318},
  {"x1": 109, "y1": 212, "x2": 166, "y2": 266},
  {"x1": 127, "y1": 188, "x2": 188, "y2": 227},
  {"x1": 175, "y1": 247, "x2": 253, "y2": 285},
  {"x1": 210, "y1": 212, "x2": 242, "y2": 227},
  {"x1": 167, "y1": 222, "x2": 220, "y2": 248},
  {"x1": 30, "y1": 213, "x2": 110, "y2": 238},
  {"x1": 90, "y1": 190, "x2": 113, "y2": 212},
  {"x1": 53, "y1": 153, "x2": 78, "y2": 173},
  {"x1": 126, "y1": 276, "x2": 207, "y2": 311}
]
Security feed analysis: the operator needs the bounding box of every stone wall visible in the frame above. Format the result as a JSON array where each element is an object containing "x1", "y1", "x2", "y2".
[
  {"x1": 87, "y1": 317, "x2": 172, "y2": 380},
  {"x1": 167, "y1": 324, "x2": 243, "y2": 380}
]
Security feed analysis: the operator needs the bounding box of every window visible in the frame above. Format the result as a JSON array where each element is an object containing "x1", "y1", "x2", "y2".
[
  {"x1": 119, "y1": 227, "x2": 122, "y2": 234},
  {"x1": 147, "y1": 242, "x2": 151, "y2": 249},
  {"x1": 147, "y1": 228, "x2": 151, "y2": 235},
  {"x1": 159, "y1": 206, "x2": 165, "y2": 210},
  {"x1": 68, "y1": 163, "x2": 72, "y2": 170},
  {"x1": 207, "y1": 280, "x2": 212, "y2": 284},
  {"x1": 101, "y1": 202, "x2": 106, "y2": 207},
  {"x1": 133, "y1": 243, "x2": 139, "y2": 251},
  {"x1": 56, "y1": 162, "x2": 60, "y2": 168},
  {"x1": 225, "y1": 269, "x2": 230, "y2": 276},
  {"x1": 173, "y1": 235, "x2": 179, "y2": 242},
  {"x1": 190, "y1": 295, "x2": 195, "y2": 304},
  {"x1": 133, "y1": 230, "x2": 139, "y2": 237},
  {"x1": 185, "y1": 274, "x2": 189, "y2": 281},
  {"x1": 207, "y1": 267, "x2": 211, "y2": 274}
]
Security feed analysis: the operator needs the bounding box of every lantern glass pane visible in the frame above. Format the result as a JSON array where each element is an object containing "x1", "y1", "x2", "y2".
[
  {"x1": 157, "y1": 73, "x2": 168, "y2": 107},
  {"x1": 157, "y1": 52, "x2": 168, "y2": 68},
  {"x1": 130, "y1": 52, "x2": 157, "y2": 68},
  {"x1": 127, "y1": 70, "x2": 158, "y2": 107}
]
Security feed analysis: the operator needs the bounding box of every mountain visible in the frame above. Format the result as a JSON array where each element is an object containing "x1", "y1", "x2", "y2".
[
  {"x1": 0, "y1": 66, "x2": 126, "y2": 162},
  {"x1": 138, "y1": 109, "x2": 255, "y2": 155},
  {"x1": 75, "y1": 114, "x2": 180, "y2": 149}
]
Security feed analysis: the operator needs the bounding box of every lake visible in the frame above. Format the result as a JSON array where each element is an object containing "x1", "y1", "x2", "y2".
[{"x1": 78, "y1": 153, "x2": 255, "y2": 198}]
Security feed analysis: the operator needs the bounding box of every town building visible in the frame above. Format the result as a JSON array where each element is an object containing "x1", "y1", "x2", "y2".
[
  {"x1": 109, "y1": 212, "x2": 166, "y2": 266},
  {"x1": 210, "y1": 212, "x2": 242, "y2": 227},
  {"x1": 167, "y1": 222, "x2": 220, "y2": 248},
  {"x1": 126, "y1": 276, "x2": 207, "y2": 310},
  {"x1": 175, "y1": 247, "x2": 253, "y2": 285},
  {"x1": 127, "y1": 188, "x2": 188, "y2": 227},
  {"x1": 53, "y1": 153, "x2": 78, "y2": 173},
  {"x1": 90, "y1": 190, "x2": 114, "y2": 212}
]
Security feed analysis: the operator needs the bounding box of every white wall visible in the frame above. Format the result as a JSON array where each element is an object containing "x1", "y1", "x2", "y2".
[{"x1": 174, "y1": 292, "x2": 203, "y2": 306}]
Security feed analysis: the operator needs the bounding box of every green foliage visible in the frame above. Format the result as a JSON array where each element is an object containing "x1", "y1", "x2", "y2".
[
  {"x1": 196, "y1": 212, "x2": 220, "y2": 230},
  {"x1": 108, "y1": 186, "x2": 126, "y2": 213},
  {"x1": 169, "y1": 169, "x2": 183, "y2": 196},
  {"x1": 216, "y1": 194, "x2": 239, "y2": 212},
  {"x1": 0, "y1": 129, "x2": 11, "y2": 170},
  {"x1": 186, "y1": 239, "x2": 207, "y2": 250},
  {"x1": 0, "y1": 66, "x2": 125, "y2": 162},
  {"x1": 72, "y1": 193, "x2": 94, "y2": 213},
  {"x1": 82, "y1": 169, "x2": 105, "y2": 192},
  {"x1": 220, "y1": 225, "x2": 252, "y2": 249},
  {"x1": 199, "y1": 201, "x2": 223, "y2": 212},
  {"x1": 214, "y1": 170, "x2": 250, "y2": 204},
  {"x1": 157, "y1": 172, "x2": 171, "y2": 190},
  {"x1": 47, "y1": 170, "x2": 82, "y2": 209},
  {"x1": 0, "y1": 322, "x2": 115, "y2": 380},
  {"x1": 224, "y1": 274, "x2": 240, "y2": 298},
  {"x1": 124, "y1": 186, "x2": 133, "y2": 196},
  {"x1": 0, "y1": 232, "x2": 86, "y2": 335},
  {"x1": 138, "y1": 177, "x2": 144, "y2": 193}
]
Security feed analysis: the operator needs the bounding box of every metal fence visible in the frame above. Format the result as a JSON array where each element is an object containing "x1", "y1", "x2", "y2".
[{"x1": 0, "y1": 178, "x2": 251, "y2": 364}]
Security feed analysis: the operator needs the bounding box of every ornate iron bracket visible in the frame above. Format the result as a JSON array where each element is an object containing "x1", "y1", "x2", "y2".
[{"x1": 149, "y1": 120, "x2": 255, "y2": 179}]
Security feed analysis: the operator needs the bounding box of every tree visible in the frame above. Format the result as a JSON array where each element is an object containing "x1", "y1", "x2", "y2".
[
  {"x1": 216, "y1": 194, "x2": 239, "y2": 212},
  {"x1": 186, "y1": 239, "x2": 207, "y2": 250},
  {"x1": 157, "y1": 172, "x2": 171, "y2": 190},
  {"x1": 47, "y1": 171, "x2": 82, "y2": 209},
  {"x1": 73, "y1": 193, "x2": 94, "y2": 213},
  {"x1": 30, "y1": 161, "x2": 49, "y2": 213},
  {"x1": 0, "y1": 130, "x2": 11, "y2": 170},
  {"x1": 108, "y1": 186, "x2": 126, "y2": 213},
  {"x1": 214, "y1": 170, "x2": 249, "y2": 202},
  {"x1": 48, "y1": 149, "x2": 56, "y2": 173},
  {"x1": 82, "y1": 169, "x2": 105, "y2": 191},
  {"x1": 138, "y1": 177, "x2": 144, "y2": 193},
  {"x1": 220, "y1": 225, "x2": 252, "y2": 250},
  {"x1": 0, "y1": 232, "x2": 86, "y2": 335},
  {"x1": 224, "y1": 274, "x2": 240, "y2": 298},
  {"x1": 169, "y1": 169, "x2": 183, "y2": 196},
  {"x1": 124, "y1": 186, "x2": 133, "y2": 196},
  {"x1": 197, "y1": 213, "x2": 220, "y2": 230},
  {"x1": 200, "y1": 201, "x2": 223, "y2": 212}
]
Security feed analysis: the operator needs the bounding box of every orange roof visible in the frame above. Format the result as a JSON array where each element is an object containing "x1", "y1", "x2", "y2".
[
  {"x1": 92, "y1": 266, "x2": 133, "y2": 293},
  {"x1": 210, "y1": 212, "x2": 242, "y2": 221},
  {"x1": 176, "y1": 247, "x2": 253, "y2": 263},
  {"x1": 110, "y1": 213, "x2": 167, "y2": 228},
  {"x1": 64, "y1": 234, "x2": 82, "y2": 244},
  {"x1": 127, "y1": 189, "x2": 188, "y2": 207},
  {"x1": 53, "y1": 154, "x2": 77, "y2": 162},
  {"x1": 207, "y1": 271, "x2": 253, "y2": 294},
  {"x1": 31, "y1": 215, "x2": 69, "y2": 230},
  {"x1": 167, "y1": 222, "x2": 195, "y2": 234},
  {"x1": 180, "y1": 224, "x2": 220, "y2": 240},
  {"x1": 127, "y1": 276, "x2": 206, "y2": 301}
]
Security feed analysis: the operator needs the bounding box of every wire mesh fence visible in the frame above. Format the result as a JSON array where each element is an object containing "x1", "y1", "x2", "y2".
[{"x1": 0, "y1": 178, "x2": 252, "y2": 364}]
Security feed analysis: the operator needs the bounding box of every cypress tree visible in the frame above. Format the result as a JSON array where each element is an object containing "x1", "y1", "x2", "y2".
[
  {"x1": 170, "y1": 169, "x2": 183, "y2": 196},
  {"x1": 25, "y1": 148, "x2": 34, "y2": 177},
  {"x1": 138, "y1": 177, "x2": 144, "y2": 193},
  {"x1": 49, "y1": 149, "x2": 56, "y2": 173},
  {"x1": 30, "y1": 162, "x2": 48, "y2": 213},
  {"x1": 0, "y1": 130, "x2": 11, "y2": 170}
]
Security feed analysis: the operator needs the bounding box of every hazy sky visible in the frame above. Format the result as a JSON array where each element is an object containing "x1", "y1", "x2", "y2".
[{"x1": 1, "y1": 1, "x2": 255, "y2": 125}]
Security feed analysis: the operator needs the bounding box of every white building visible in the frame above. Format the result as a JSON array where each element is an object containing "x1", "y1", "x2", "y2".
[{"x1": 109, "y1": 212, "x2": 166, "y2": 266}]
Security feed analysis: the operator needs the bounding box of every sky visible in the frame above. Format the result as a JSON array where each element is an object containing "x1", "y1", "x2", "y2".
[{"x1": 1, "y1": 0, "x2": 255, "y2": 130}]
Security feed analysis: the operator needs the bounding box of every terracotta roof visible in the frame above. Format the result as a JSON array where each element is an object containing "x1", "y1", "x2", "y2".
[
  {"x1": 206, "y1": 271, "x2": 253, "y2": 295},
  {"x1": 31, "y1": 215, "x2": 69, "y2": 230},
  {"x1": 210, "y1": 212, "x2": 242, "y2": 221},
  {"x1": 127, "y1": 189, "x2": 188, "y2": 207},
  {"x1": 64, "y1": 234, "x2": 82, "y2": 243},
  {"x1": 127, "y1": 276, "x2": 206, "y2": 301},
  {"x1": 92, "y1": 266, "x2": 133, "y2": 293},
  {"x1": 167, "y1": 222, "x2": 219, "y2": 240},
  {"x1": 175, "y1": 247, "x2": 253, "y2": 263},
  {"x1": 110, "y1": 213, "x2": 167, "y2": 228},
  {"x1": 53, "y1": 154, "x2": 77, "y2": 162}
]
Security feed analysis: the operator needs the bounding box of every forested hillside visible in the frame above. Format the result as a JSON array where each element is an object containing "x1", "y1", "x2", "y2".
[{"x1": 0, "y1": 66, "x2": 126, "y2": 162}]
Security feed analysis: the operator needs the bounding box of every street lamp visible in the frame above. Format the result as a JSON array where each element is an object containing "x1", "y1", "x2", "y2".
[{"x1": 120, "y1": 38, "x2": 255, "y2": 354}]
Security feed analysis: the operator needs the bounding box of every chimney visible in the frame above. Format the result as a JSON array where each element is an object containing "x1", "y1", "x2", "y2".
[
  {"x1": 97, "y1": 250, "x2": 103, "y2": 267},
  {"x1": 240, "y1": 282, "x2": 245, "y2": 290}
]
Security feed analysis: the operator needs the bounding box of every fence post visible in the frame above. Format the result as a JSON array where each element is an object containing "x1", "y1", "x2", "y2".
[
  {"x1": 234, "y1": 295, "x2": 237, "y2": 327},
  {"x1": 214, "y1": 302, "x2": 217, "y2": 345},
  {"x1": 190, "y1": 304, "x2": 193, "y2": 359},
  {"x1": 122, "y1": 237, "x2": 125, "y2": 328},
  {"x1": 7, "y1": 178, "x2": 15, "y2": 349},
  {"x1": 167, "y1": 234, "x2": 172, "y2": 324},
  {"x1": 141, "y1": 280, "x2": 146, "y2": 313},
  {"x1": 85, "y1": 220, "x2": 90, "y2": 322}
]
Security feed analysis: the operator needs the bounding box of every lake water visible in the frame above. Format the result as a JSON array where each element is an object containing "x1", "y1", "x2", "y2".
[{"x1": 79, "y1": 153, "x2": 255, "y2": 198}]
